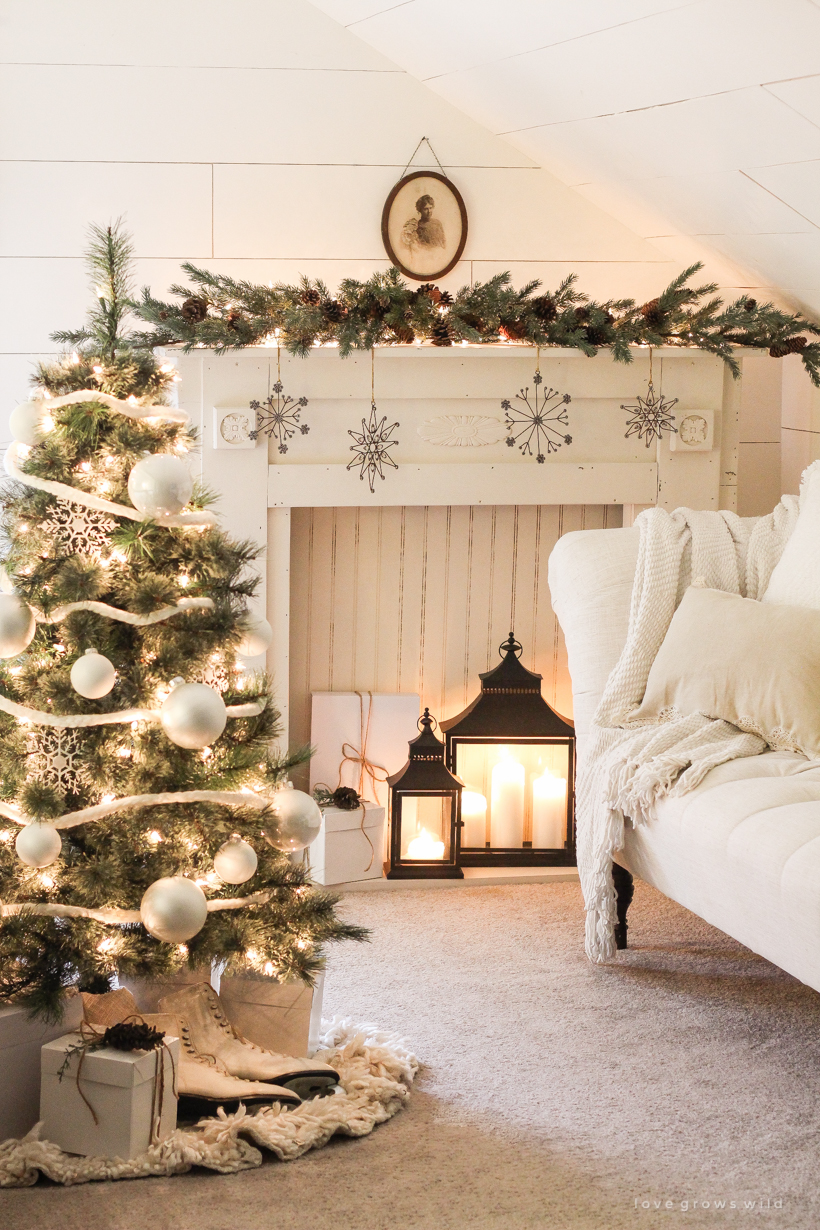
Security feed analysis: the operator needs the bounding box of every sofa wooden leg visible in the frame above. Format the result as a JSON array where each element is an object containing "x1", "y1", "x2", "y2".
[{"x1": 612, "y1": 862, "x2": 634, "y2": 950}]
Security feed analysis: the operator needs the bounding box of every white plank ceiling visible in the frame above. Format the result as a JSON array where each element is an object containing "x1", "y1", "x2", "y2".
[{"x1": 313, "y1": 0, "x2": 820, "y2": 315}]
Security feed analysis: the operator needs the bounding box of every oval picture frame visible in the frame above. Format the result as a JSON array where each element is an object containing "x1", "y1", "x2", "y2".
[{"x1": 381, "y1": 171, "x2": 468, "y2": 282}]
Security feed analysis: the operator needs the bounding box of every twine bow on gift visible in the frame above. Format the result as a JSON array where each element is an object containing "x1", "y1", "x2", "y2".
[
  {"x1": 316, "y1": 691, "x2": 388, "y2": 873},
  {"x1": 58, "y1": 1017, "x2": 176, "y2": 1146}
]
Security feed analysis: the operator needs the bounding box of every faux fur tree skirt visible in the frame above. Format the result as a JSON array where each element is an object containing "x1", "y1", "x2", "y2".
[{"x1": 0, "y1": 1020, "x2": 418, "y2": 1187}]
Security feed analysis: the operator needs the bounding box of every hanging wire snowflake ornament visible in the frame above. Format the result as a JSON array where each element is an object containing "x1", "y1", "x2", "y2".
[
  {"x1": 622, "y1": 383, "x2": 678, "y2": 447},
  {"x1": 249, "y1": 344, "x2": 309, "y2": 453},
  {"x1": 44, "y1": 499, "x2": 115, "y2": 561},
  {"x1": 346, "y1": 350, "x2": 399, "y2": 493},
  {"x1": 347, "y1": 403, "x2": 400, "y2": 493},
  {"x1": 29, "y1": 727, "x2": 85, "y2": 794},
  {"x1": 502, "y1": 369, "x2": 572, "y2": 463}
]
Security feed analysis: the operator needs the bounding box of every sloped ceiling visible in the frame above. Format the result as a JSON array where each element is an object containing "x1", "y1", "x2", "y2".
[{"x1": 313, "y1": 0, "x2": 820, "y2": 315}]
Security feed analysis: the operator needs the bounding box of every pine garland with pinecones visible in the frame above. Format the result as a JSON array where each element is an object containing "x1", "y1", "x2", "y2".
[{"x1": 133, "y1": 264, "x2": 820, "y2": 385}]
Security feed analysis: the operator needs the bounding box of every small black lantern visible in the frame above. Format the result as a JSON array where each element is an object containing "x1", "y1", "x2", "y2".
[
  {"x1": 441, "y1": 633, "x2": 575, "y2": 868},
  {"x1": 385, "y1": 708, "x2": 464, "y2": 879}
]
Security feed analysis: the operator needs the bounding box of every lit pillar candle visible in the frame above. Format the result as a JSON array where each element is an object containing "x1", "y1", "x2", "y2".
[
  {"x1": 490, "y1": 748, "x2": 525, "y2": 848},
  {"x1": 461, "y1": 790, "x2": 488, "y2": 848},
  {"x1": 531, "y1": 768, "x2": 567, "y2": 848},
  {"x1": 407, "y1": 828, "x2": 445, "y2": 859}
]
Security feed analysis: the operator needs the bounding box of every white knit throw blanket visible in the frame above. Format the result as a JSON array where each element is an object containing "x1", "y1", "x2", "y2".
[{"x1": 577, "y1": 498, "x2": 799, "y2": 964}]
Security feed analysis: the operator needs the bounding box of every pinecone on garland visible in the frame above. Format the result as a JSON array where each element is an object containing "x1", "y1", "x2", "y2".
[
  {"x1": 584, "y1": 325, "x2": 610, "y2": 346},
  {"x1": 640, "y1": 298, "x2": 665, "y2": 329},
  {"x1": 532, "y1": 295, "x2": 557, "y2": 324},
  {"x1": 769, "y1": 336, "x2": 807, "y2": 357},
  {"x1": 438, "y1": 290, "x2": 454, "y2": 306},
  {"x1": 574, "y1": 307, "x2": 591, "y2": 325},
  {"x1": 460, "y1": 311, "x2": 486, "y2": 334},
  {"x1": 322, "y1": 299, "x2": 348, "y2": 323},
  {"x1": 499, "y1": 318, "x2": 528, "y2": 341},
  {"x1": 431, "y1": 318, "x2": 454, "y2": 346},
  {"x1": 226, "y1": 310, "x2": 242, "y2": 330},
  {"x1": 181, "y1": 296, "x2": 208, "y2": 324},
  {"x1": 300, "y1": 288, "x2": 322, "y2": 307},
  {"x1": 744, "y1": 298, "x2": 757, "y2": 312},
  {"x1": 417, "y1": 283, "x2": 442, "y2": 304},
  {"x1": 392, "y1": 324, "x2": 416, "y2": 344}
]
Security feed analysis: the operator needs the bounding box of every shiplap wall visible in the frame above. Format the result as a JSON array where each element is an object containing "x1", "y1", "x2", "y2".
[
  {"x1": 1, "y1": 0, "x2": 687, "y2": 447},
  {"x1": 288, "y1": 503, "x2": 620, "y2": 785}
]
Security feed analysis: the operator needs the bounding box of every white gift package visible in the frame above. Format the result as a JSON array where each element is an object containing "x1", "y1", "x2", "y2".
[
  {"x1": 219, "y1": 973, "x2": 325, "y2": 1058},
  {"x1": 311, "y1": 802, "x2": 386, "y2": 885},
  {"x1": 40, "y1": 1031, "x2": 179, "y2": 1159},
  {"x1": 0, "y1": 992, "x2": 84, "y2": 1142},
  {"x1": 309, "y1": 692, "x2": 419, "y2": 810}
]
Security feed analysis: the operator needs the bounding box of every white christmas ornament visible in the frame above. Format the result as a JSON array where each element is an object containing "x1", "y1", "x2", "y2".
[
  {"x1": 0, "y1": 594, "x2": 36, "y2": 658},
  {"x1": 70, "y1": 648, "x2": 116, "y2": 699},
  {"x1": 267, "y1": 784, "x2": 322, "y2": 852},
  {"x1": 213, "y1": 835, "x2": 258, "y2": 884},
  {"x1": 161, "y1": 680, "x2": 227, "y2": 749},
  {"x1": 237, "y1": 617, "x2": 272, "y2": 658},
  {"x1": 127, "y1": 454, "x2": 193, "y2": 518},
  {"x1": 140, "y1": 875, "x2": 208, "y2": 943},
  {"x1": 9, "y1": 400, "x2": 52, "y2": 447},
  {"x1": 16, "y1": 822, "x2": 62, "y2": 868}
]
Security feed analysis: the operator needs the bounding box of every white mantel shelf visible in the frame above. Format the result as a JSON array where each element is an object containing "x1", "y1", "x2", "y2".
[{"x1": 268, "y1": 460, "x2": 657, "y2": 507}]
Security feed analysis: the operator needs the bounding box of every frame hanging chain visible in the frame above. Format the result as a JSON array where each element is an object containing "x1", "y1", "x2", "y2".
[{"x1": 399, "y1": 136, "x2": 447, "y2": 181}]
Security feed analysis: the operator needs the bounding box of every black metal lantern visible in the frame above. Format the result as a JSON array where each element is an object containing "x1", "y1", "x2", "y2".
[
  {"x1": 441, "y1": 633, "x2": 575, "y2": 868},
  {"x1": 385, "y1": 708, "x2": 464, "y2": 879}
]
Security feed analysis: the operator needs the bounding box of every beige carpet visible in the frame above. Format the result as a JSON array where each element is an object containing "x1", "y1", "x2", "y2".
[{"x1": 5, "y1": 881, "x2": 820, "y2": 1229}]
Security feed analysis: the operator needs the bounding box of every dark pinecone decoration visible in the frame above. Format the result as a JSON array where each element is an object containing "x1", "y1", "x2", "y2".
[
  {"x1": 322, "y1": 299, "x2": 347, "y2": 323},
  {"x1": 417, "y1": 283, "x2": 442, "y2": 304},
  {"x1": 770, "y1": 336, "x2": 807, "y2": 357},
  {"x1": 640, "y1": 298, "x2": 666, "y2": 330},
  {"x1": 301, "y1": 288, "x2": 322, "y2": 307},
  {"x1": 330, "y1": 786, "x2": 362, "y2": 811},
  {"x1": 438, "y1": 290, "x2": 454, "y2": 307},
  {"x1": 431, "y1": 317, "x2": 454, "y2": 346},
  {"x1": 744, "y1": 298, "x2": 757, "y2": 312},
  {"x1": 499, "y1": 318, "x2": 528, "y2": 341},
  {"x1": 181, "y1": 296, "x2": 208, "y2": 324},
  {"x1": 584, "y1": 325, "x2": 610, "y2": 346},
  {"x1": 532, "y1": 295, "x2": 558, "y2": 324},
  {"x1": 460, "y1": 311, "x2": 486, "y2": 334},
  {"x1": 103, "y1": 1021, "x2": 165, "y2": 1052},
  {"x1": 392, "y1": 324, "x2": 416, "y2": 344},
  {"x1": 226, "y1": 310, "x2": 242, "y2": 330}
]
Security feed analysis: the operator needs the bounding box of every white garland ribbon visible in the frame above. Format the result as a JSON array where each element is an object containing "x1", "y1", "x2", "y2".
[
  {"x1": 0, "y1": 788, "x2": 276, "y2": 830},
  {"x1": 4, "y1": 442, "x2": 218, "y2": 529},
  {"x1": 36, "y1": 389, "x2": 189, "y2": 424},
  {"x1": 0, "y1": 889, "x2": 272, "y2": 924},
  {"x1": 33, "y1": 596, "x2": 214, "y2": 626},
  {"x1": 0, "y1": 692, "x2": 264, "y2": 729}
]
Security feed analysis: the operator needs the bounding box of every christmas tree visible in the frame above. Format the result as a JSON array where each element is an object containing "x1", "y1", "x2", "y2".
[{"x1": 0, "y1": 221, "x2": 364, "y2": 1021}]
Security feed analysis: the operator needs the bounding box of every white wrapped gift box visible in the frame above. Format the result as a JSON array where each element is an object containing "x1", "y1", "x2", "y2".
[
  {"x1": 311, "y1": 802, "x2": 386, "y2": 886},
  {"x1": 219, "y1": 973, "x2": 324, "y2": 1058},
  {"x1": 41, "y1": 1032, "x2": 179, "y2": 1159},
  {"x1": 309, "y1": 692, "x2": 419, "y2": 810},
  {"x1": 0, "y1": 993, "x2": 84, "y2": 1142}
]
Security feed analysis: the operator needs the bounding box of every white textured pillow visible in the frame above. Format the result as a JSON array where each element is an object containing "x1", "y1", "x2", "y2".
[
  {"x1": 763, "y1": 461, "x2": 820, "y2": 608},
  {"x1": 632, "y1": 586, "x2": 820, "y2": 756}
]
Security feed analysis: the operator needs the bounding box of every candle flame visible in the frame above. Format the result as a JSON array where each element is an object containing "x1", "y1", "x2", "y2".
[{"x1": 407, "y1": 828, "x2": 445, "y2": 859}]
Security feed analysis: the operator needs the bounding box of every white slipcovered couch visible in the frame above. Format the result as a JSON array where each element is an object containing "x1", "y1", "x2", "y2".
[{"x1": 549, "y1": 526, "x2": 820, "y2": 993}]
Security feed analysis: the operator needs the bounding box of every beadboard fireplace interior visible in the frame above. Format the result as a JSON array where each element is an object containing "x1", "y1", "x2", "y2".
[{"x1": 172, "y1": 343, "x2": 740, "y2": 775}]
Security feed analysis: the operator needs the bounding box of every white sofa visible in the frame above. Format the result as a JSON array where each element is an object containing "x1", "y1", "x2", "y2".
[{"x1": 549, "y1": 526, "x2": 820, "y2": 993}]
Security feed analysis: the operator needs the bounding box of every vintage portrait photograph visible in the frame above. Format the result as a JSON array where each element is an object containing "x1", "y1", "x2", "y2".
[{"x1": 381, "y1": 170, "x2": 468, "y2": 280}]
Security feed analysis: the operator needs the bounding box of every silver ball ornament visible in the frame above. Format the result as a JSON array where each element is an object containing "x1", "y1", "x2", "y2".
[
  {"x1": 213, "y1": 835, "x2": 258, "y2": 884},
  {"x1": 16, "y1": 822, "x2": 62, "y2": 868},
  {"x1": 9, "y1": 401, "x2": 52, "y2": 446},
  {"x1": 140, "y1": 875, "x2": 208, "y2": 943},
  {"x1": 237, "y1": 617, "x2": 273, "y2": 658},
  {"x1": 70, "y1": 648, "x2": 116, "y2": 699},
  {"x1": 128, "y1": 454, "x2": 193, "y2": 517},
  {"x1": 0, "y1": 594, "x2": 36, "y2": 658},
  {"x1": 161, "y1": 680, "x2": 227, "y2": 749},
  {"x1": 266, "y1": 784, "x2": 322, "y2": 852}
]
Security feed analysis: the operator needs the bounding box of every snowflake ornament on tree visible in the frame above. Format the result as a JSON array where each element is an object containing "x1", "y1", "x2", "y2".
[
  {"x1": 249, "y1": 384, "x2": 309, "y2": 454},
  {"x1": 622, "y1": 382, "x2": 678, "y2": 448},
  {"x1": 347, "y1": 403, "x2": 400, "y2": 493},
  {"x1": 30, "y1": 727, "x2": 86, "y2": 794},
  {"x1": 503, "y1": 372, "x2": 572, "y2": 463},
  {"x1": 44, "y1": 499, "x2": 115, "y2": 561}
]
